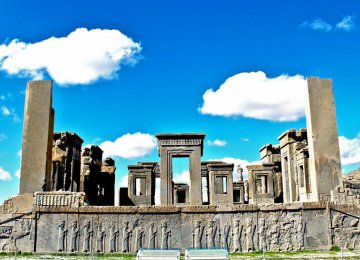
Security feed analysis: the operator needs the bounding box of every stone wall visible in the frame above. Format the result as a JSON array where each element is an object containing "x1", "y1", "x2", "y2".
[{"x1": 3, "y1": 201, "x2": 360, "y2": 254}]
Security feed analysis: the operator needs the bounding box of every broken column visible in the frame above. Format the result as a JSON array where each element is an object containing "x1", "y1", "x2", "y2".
[
  {"x1": 80, "y1": 145, "x2": 103, "y2": 205},
  {"x1": 101, "y1": 158, "x2": 116, "y2": 205},
  {"x1": 306, "y1": 77, "x2": 342, "y2": 201},
  {"x1": 51, "y1": 132, "x2": 83, "y2": 192},
  {"x1": 20, "y1": 81, "x2": 54, "y2": 194}
]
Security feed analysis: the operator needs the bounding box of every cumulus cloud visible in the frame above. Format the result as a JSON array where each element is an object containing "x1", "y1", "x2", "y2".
[
  {"x1": 336, "y1": 16, "x2": 356, "y2": 31},
  {"x1": 199, "y1": 71, "x2": 307, "y2": 122},
  {"x1": 0, "y1": 28, "x2": 142, "y2": 85},
  {"x1": 207, "y1": 139, "x2": 227, "y2": 147},
  {"x1": 339, "y1": 134, "x2": 360, "y2": 165},
  {"x1": 173, "y1": 170, "x2": 190, "y2": 184},
  {"x1": 300, "y1": 18, "x2": 333, "y2": 32},
  {"x1": 0, "y1": 167, "x2": 12, "y2": 181},
  {"x1": 99, "y1": 132, "x2": 157, "y2": 159}
]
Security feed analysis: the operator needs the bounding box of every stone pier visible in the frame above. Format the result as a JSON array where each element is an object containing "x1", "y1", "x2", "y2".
[
  {"x1": 306, "y1": 77, "x2": 342, "y2": 201},
  {"x1": 20, "y1": 81, "x2": 54, "y2": 194}
]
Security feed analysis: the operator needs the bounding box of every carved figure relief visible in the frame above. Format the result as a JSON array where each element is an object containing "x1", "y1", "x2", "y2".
[
  {"x1": 245, "y1": 218, "x2": 255, "y2": 252},
  {"x1": 295, "y1": 216, "x2": 305, "y2": 251},
  {"x1": 332, "y1": 212, "x2": 360, "y2": 250},
  {"x1": 258, "y1": 218, "x2": 266, "y2": 251},
  {"x1": 222, "y1": 223, "x2": 230, "y2": 249},
  {"x1": 148, "y1": 222, "x2": 157, "y2": 249},
  {"x1": 96, "y1": 222, "x2": 106, "y2": 252},
  {"x1": 268, "y1": 217, "x2": 280, "y2": 251},
  {"x1": 109, "y1": 222, "x2": 119, "y2": 253},
  {"x1": 83, "y1": 221, "x2": 93, "y2": 253},
  {"x1": 206, "y1": 221, "x2": 217, "y2": 248},
  {"x1": 0, "y1": 226, "x2": 12, "y2": 252},
  {"x1": 160, "y1": 222, "x2": 171, "y2": 249},
  {"x1": 135, "y1": 226, "x2": 145, "y2": 252},
  {"x1": 70, "y1": 221, "x2": 79, "y2": 252},
  {"x1": 57, "y1": 220, "x2": 67, "y2": 252},
  {"x1": 280, "y1": 213, "x2": 293, "y2": 251},
  {"x1": 122, "y1": 221, "x2": 132, "y2": 252},
  {"x1": 232, "y1": 219, "x2": 243, "y2": 252},
  {"x1": 193, "y1": 221, "x2": 204, "y2": 248}
]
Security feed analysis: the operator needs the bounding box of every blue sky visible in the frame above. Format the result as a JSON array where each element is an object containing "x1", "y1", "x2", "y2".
[{"x1": 0, "y1": 0, "x2": 360, "y2": 204}]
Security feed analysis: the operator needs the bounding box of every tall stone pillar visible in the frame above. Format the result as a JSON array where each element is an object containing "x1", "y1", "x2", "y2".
[
  {"x1": 189, "y1": 147, "x2": 202, "y2": 205},
  {"x1": 20, "y1": 81, "x2": 54, "y2": 194},
  {"x1": 306, "y1": 77, "x2": 342, "y2": 201}
]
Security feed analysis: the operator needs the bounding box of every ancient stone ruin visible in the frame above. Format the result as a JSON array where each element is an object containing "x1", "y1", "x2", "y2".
[{"x1": 0, "y1": 78, "x2": 359, "y2": 254}]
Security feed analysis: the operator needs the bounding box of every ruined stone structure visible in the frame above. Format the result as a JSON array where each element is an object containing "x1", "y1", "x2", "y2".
[
  {"x1": 0, "y1": 77, "x2": 358, "y2": 254},
  {"x1": 51, "y1": 132, "x2": 83, "y2": 192}
]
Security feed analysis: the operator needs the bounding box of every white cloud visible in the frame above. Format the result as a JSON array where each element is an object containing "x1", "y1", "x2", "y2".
[
  {"x1": 300, "y1": 16, "x2": 357, "y2": 32},
  {"x1": 0, "y1": 106, "x2": 20, "y2": 122},
  {"x1": 0, "y1": 167, "x2": 12, "y2": 181},
  {"x1": 240, "y1": 137, "x2": 250, "y2": 142},
  {"x1": 199, "y1": 71, "x2": 307, "y2": 122},
  {"x1": 336, "y1": 16, "x2": 356, "y2": 31},
  {"x1": 15, "y1": 169, "x2": 20, "y2": 178},
  {"x1": 339, "y1": 134, "x2": 360, "y2": 165},
  {"x1": 300, "y1": 18, "x2": 333, "y2": 32},
  {"x1": 0, "y1": 134, "x2": 7, "y2": 142},
  {"x1": 173, "y1": 170, "x2": 190, "y2": 184},
  {"x1": 1, "y1": 106, "x2": 10, "y2": 116},
  {"x1": 0, "y1": 28, "x2": 142, "y2": 85},
  {"x1": 18, "y1": 150, "x2": 22, "y2": 157},
  {"x1": 207, "y1": 139, "x2": 227, "y2": 147},
  {"x1": 99, "y1": 132, "x2": 157, "y2": 159}
]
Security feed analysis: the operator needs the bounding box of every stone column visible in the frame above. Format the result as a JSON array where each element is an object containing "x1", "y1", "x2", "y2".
[
  {"x1": 159, "y1": 147, "x2": 172, "y2": 205},
  {"x1": 20, "y1": 80, "x2": 54, "y2": 194},
  {"x1": 189, "y1": 147, "x2": 202, "y2": 205},
  {"x1": 306, "y1": 77, "x2": 342, "y2": 201}
]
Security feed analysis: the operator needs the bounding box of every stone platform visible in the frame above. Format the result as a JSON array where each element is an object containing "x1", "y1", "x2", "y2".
[{"x1": 2, "y1": 196, "x2": 360, "y2": 254}]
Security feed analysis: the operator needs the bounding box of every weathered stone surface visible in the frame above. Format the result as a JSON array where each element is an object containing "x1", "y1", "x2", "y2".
[
  {"x1": 0, "y1": 193, "x2": 33, "y2": 214},
  {"x1": 20, "y1": 80, "x2": 54, "y2": 194},
  {"x1": 306, "y1": 77, "x2": 342, "y2": 201}
]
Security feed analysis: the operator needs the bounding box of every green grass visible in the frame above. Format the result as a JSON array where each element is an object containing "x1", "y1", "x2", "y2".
[{"x1": 0, "y1": 249, "x2": 359, "y2": 259}]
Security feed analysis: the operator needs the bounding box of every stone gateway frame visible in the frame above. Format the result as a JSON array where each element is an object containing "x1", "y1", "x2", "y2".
[{"x1": 156, "y1": 133, "x2": 205, "y2": 206}]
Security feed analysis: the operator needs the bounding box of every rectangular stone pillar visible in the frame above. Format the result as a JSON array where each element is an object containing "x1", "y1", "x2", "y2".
[
  {"x1": 20, "y1": 81, "x2": 54, "y2": 194},
  {"x1": 189, "y1": 147, "x2": 202, "y2": 205},
  {"x1": 306, "y1": 77, "x2": 342, "y2": 201}
]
